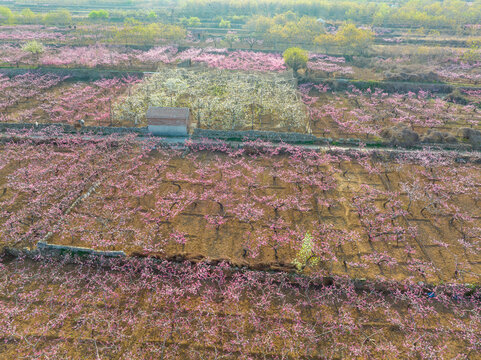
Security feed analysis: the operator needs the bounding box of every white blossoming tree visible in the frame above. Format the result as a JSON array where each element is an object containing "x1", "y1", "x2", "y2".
[{"x1": 113, "y1": 67, "x2": 310, "y2": 132}]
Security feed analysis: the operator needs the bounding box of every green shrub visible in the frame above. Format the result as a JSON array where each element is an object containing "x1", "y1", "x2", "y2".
[
  {"x1": 283, "y1": 47, "x2": 308, "y2": 72},
  {"x1": 292, "y1": 232, "x2": 319, "y2": 271},
  {"x1": 88, "y1": 10, "x2": 109, "y2": 20}
]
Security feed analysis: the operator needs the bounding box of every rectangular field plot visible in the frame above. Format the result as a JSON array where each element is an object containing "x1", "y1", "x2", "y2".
[
  {"x1": 0, "y1": 257, "x2": 478, "y2": 359},
  {"x1": 1, "y1": 137, "x2": 474, "y2": 284},
  {"x1": 0, "y1": 72, "x2": 140, "y2": 127},
  {"x1": 304, "y1": 87, "x2": 481, "y2": 142},
  {"x1": 0, "y1": 136, "x2": 149, "y2": 249}
]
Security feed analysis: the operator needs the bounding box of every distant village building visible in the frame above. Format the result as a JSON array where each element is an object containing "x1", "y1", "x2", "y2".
[
  {"x1": 317, "y1": 18, "x2": 334, "y2": 29},
  {"x1": 147, "y1": 107, "x2": 190, "y2": 137},
  {"x1": 191, "y1": 29, "x2": 205, "y2": 40}
]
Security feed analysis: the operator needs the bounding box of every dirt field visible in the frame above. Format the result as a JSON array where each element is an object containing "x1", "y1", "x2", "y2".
[
  {"x1": 0, "y1": 256, "x2": 478, "y2": 359},
  {"x1": 52, "y1": 149, "x2": 481, "y2": 284},
  {"x1": 2, "y1": 137, "x2": 479, "y2": 285}
]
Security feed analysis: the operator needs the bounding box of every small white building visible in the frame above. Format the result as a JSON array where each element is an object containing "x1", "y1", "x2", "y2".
[{"x1": 147, "y1": 107, "x2": 190, "y2": 137}]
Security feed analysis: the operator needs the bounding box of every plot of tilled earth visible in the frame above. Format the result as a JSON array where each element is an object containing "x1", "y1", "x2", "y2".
[
  {"x1": 1, "y1": 138, "x2": 480, "y2": 284},
  {"x1": 0, "y1": 257, "x2": 477, "y2": 359}
]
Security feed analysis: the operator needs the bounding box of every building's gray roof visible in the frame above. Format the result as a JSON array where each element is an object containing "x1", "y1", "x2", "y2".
[{"x1": 146, "y1": 107, "x2": 189, "y2": 119}]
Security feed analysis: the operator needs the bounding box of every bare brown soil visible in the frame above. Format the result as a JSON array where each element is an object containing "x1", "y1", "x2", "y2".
[
  {"x1": 0, "y1": 258, "x2": 476, "y2": 359},
  {"x1": 37, "y1": 150, "x2": 481, "y2": 285},
  {"x1": 1, "y1": 140, "x2": 479, "y2": 285}
]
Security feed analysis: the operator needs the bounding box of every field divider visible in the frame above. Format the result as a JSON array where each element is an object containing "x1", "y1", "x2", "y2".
[
  {"x1": 36, "y1": 242, "x2": 126, "y2": 258},
  {"x1": 1, "y1": 123, "x2": 479, "y2": 154},
  {"x1": 4, "y1": 246, "x2": 478, "y2": 300}
]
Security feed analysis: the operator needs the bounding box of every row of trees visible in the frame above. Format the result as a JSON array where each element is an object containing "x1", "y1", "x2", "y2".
[
  {"x1": 0, "y1": 6, "x2": 169, "y2": 25},
  {"x1": 7, "y1": 0, "x2": 481, "y2": 31},
  {"x1": 244, "y1": 12, "x2": 324, "y2": 44},
  {"x1": 181, "y1": 0, "x2": 481, "y2": 29},
  {"x1": 315, "y1": 23, "x2": 374, "y2": 55},
  {"x1": 4, "y1": 1, "x2": 481, "y2": 29},
  {"x1": 0, "y1": 7, "x2": 72, "y2": 26},
  {"x1": 245, "y1": 13, "x2": 374, "y2": 53},
  {"x1": 113, "y1": 22, "x2": 186, "y2": 45}
]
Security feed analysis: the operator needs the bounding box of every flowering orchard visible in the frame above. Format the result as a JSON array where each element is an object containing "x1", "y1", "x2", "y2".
[
  {"x1": 1, "y1": 134, "x2": 480, "y2": 285},
  {"x1": 0, "y1": 43, "x2": 352, "y2": 77},
  {"x1": 0, "y1": 255, "x2": 479, "y2": 359},
  {"x1": 0, "y1": 72, "x2": 67, "y2": 122},
  {"x1": 0, "y1": 43, "x2": 359, "y2": 77},
  {"x1": 0, "y1": 44, "x2": 288, "y2": 72},
  {"x1": 40, "y1": 45, "x2": 133, "y2": 68},
  {"x1": 374, "y1": 53, "x2": 481, "y2": 85},
  {"x1": 301, "y1": 84, "x2": 481, "y2": 138},
  {"x1": 0, "y1": 25, "x2": 73, "y2": 42},
  {"x1": 142, "y1": 47, "x2": 287, "y2": 72},
  {"x1": 0, "y1": 133, "x2": 145, "y2": 250},
  {"x1": 307, "y1": 53, "x2": 354, "y2": 76},
  {"x1": 0, "y1": 73, "x2": 141, "y2": 126},
  {"x1": 0, "y1": 5, "x2": 481, "y2": 359},
  {"x1": 113, "y1": 67, "x2": 309, "y2": 131},
  {"x1": 134, "y1": 46, "x2": 287, "y2": 72}
]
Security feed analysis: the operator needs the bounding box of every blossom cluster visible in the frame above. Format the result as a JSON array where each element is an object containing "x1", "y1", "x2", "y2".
[{"x1": 0, "y1": 44, "x2": 287, "y2": 72}]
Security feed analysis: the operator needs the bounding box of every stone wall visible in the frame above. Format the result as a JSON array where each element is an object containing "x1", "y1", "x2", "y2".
[
  {"x1": 0, "y1": 67, "x2": 145, "y2": 81},
  {"x1": 192, "y1": 128, "x2": 324, "y2": 144},
  {"x1": 0, "y1": 122, "x2": 149, "y2": 135},
  {"x1": 37, "y1": 241, "x2": 125, "y2": 258},
  {"x1": 0, "y1": 122, "x2": 477, "y2": 153}
]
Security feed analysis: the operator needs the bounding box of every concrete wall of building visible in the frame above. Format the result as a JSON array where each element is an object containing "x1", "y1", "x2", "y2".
[{"x1": 148, "y1": 124, "x2": 188, "y2": 137}]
